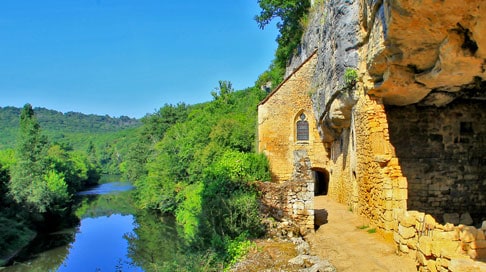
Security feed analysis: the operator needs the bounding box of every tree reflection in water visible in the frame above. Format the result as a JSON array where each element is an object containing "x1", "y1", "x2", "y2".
[{"x1": 125, "y1": 210, "x2": 184, "y2": 271}]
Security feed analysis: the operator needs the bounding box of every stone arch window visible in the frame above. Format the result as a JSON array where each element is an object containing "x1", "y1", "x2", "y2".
[{"x1": 296, "y1": 112, "x2": 309, "y2": 141}]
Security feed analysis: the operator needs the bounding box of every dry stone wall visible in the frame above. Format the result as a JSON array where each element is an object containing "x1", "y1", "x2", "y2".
[
  {"x1": 394, "y1": 210, "x2": 486, "y2": 271},
  {"x1": 259, "y1": 150, "x2": 316, "y2": 235}
]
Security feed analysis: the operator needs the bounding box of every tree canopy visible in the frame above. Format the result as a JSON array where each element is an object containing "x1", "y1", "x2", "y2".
[{"x1": 255, "y1": 0, "x2": 311, "y2": 87}]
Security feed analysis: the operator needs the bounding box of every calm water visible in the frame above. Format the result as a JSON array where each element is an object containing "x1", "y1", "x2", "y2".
[{"x1": 3, "y1": 182, "x2": 182, "y2": 272}]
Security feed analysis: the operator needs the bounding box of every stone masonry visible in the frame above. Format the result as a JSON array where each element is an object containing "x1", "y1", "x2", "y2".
[
  {"x1": 258, "y1": 51, "x2": 329, "y2": 232},
  {"x1": 258, "y1": 0, "x2": 486, "y2": 270}
]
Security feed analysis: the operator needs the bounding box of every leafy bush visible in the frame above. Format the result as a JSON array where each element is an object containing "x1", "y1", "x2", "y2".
[{"x1": 225, "y1": 232, "x2": 256, "y2": 270}]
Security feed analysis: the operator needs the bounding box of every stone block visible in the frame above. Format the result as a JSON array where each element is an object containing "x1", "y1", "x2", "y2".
[
  {"x1": 425, "y1": 214, "x2": 437, "y2": 228},
  {"x1": 418, "y1": 236, "x2": 433, "y2": 256},
  {"x1": 383, "y1": 210, "x2": 393, "y2": 222},
  {"x1": 393, "y1": 231, "x2": 402, "y2": 244},
  {"x1": 470, "y1": 240, "x2": 486, "y2": 249},
  {"x1": 426, "y1": 259, "x2": 438, "y2": 272},
  {"x1": 433, "y1": 240, "x2": 460, "y2": 259},
  {"x1": 459, "y1": 213, "x2": 473, "y2": 226},
  {"x1": 407, "y1": 237, "x2": 418, "y2": 250},
  {"x1": 393, "y1": 188, "x2": 408, "y2": 200},
  {"x1": 398, "y1": 177, "x2": 408, "y2": 189},
  {"x1": 383, "y1": 189, "x2": 393, "y2": 199},
  {"x1": 399, "y1": 242, "x2": 410, "y2": 253},
  {"x1": 399, "y1": 224, "x2": 416, "y2": 239},
  {"x1": 449, "y1": 258, "x2": 486, "y2": 272},
  {"x1": 432, "y1": 229, "x2": 460, "y2": 241},
  {"x1": 388, "y1": 157, "x2": 399, "y2": 166},
  {"x1": 460, "y1": 227, "x2": 478, "y2": 243},
  {"x1": 436, "y1": 257, "x2": 450, "y2": 269},
  {"x1": 399, "y1": 212, "x2": 418, "y2": 227},
  {"x1": 417, "y1": 250, "x2": 427, "y2": 265},
  {"x1": 443, "y1": 213, "x2": 460, "y2": 225},
  {"x1": 383, "y1": 220, "x2": 396, "y2": 231}
]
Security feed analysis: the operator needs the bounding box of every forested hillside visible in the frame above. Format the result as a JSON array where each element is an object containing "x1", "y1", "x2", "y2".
[
  {"x1": 0, "y1": 104, "x2": 103, "y2": 264},
  {"x1": 0, "y1": 106, "x2": 142, "y2": 175},
  {"x1": 0, "y1": 106, "x2": 140, "y2": 148}
]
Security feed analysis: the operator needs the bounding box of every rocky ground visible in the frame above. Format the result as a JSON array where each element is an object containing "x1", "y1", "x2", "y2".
[{"x1": 233, "y1": 196, "x2": 417, "y2": 271}]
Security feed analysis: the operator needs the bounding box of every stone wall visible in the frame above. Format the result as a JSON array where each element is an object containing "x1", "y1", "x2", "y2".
[
  {"x1": 326, "y1": 94, "x2": 408, "y2": 235},
  {"x1": 258, "y1": 52, "x2": 328, "y2": 183},
  {"x1": 386, "y1": 99, "x2": 486, "y2": 225},
  {"x1": 262, "y1": 0, "x2": 486, "y2": 270},
  {"x1": 259, "y1": 150, "x2": 316, "y2": 235},
  {"x1": 394, "y1": 210, "x2": 486, "y2": 271}
]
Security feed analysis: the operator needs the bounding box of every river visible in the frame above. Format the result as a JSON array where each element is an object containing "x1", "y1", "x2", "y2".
[{"x1": 3, "y1": 182, "x2": 183, "y2": 272}]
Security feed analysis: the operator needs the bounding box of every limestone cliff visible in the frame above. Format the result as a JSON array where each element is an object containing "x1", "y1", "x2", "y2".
[
  {"x1": 362, "y1": 0, "x2": 486, "y2": 107},
  {"x1": 289, "y1": 0, "x2": 486, "y2": 142},
  {"x1": 280, "y1": 1, "x2": 486, "y2": 268}
]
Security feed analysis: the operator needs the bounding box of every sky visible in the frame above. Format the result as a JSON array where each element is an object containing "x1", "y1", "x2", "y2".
[{"x1": 0, "y1": 1, "x2": 279, "y2": 118}]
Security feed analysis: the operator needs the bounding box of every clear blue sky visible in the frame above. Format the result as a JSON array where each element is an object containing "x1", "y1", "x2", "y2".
[{"x1": 0, "y1": 1, "x2": 278, "y2": 118}]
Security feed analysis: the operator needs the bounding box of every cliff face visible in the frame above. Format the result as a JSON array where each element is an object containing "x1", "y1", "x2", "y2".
[
  {"x1": 288, "y1": 1, "x2": 360, "y2": 142},
  {"x1": 289, "y1": 0, "x2": 486, "y2": 141},
  {"x1": 284, "y1": 1, "x2": 486, "y2": 267},
  {"x1": 363, "y1": 0, "x2": 486, "y2": 106}
]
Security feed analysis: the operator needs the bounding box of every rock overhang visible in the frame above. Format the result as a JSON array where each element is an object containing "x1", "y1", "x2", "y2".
[{"x1": 365, "y1": 0, "x2": 486, "y2": 107}]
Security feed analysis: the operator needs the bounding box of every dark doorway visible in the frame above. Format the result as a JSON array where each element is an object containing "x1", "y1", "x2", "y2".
[{"x1": 314, "y1": 169, "x2": 329, "y2": 196}]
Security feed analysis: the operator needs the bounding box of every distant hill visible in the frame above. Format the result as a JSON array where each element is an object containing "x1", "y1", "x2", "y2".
[{"x1": 0, "y1": 106, "x2": 142, "y2": 150}]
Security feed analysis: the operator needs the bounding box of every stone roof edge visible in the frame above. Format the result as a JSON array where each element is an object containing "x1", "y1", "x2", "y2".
[{"x1": 258, "y1": 49, "x2": 318, "y2": 106}]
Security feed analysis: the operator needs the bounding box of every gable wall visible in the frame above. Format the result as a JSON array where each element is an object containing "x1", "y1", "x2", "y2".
[{"x1": 258, "y1": 54, "x2": 328, "y2": 183}]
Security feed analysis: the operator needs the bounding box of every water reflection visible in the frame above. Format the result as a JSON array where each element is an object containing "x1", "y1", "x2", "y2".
[
  {"x1": 125, "y1": 211, "x2": 183, "y2": 271},
  {"x1": 57, "y1": 214, "x2": 142, "y2": 272},
  {"x1": 77, "y1": 181, "x2": 135, "y2": 196},
  {"x1": 3, "y1": 182, "x2": 186, "y2": 272}
]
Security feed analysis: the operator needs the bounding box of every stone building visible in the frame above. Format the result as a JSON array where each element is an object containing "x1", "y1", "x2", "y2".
[
  {"x1": 258, "y1": 51, "x2": 329, "y2": 233},
  {"x1": 258, "y1": 0, "x2": 486, "y2": 270}
]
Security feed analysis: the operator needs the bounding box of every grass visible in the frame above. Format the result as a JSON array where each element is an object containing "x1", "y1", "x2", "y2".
[
  {"x1": 367, "y1": 228, "x2": 377, "y2": 234},
  {"x1": 357, "y1": 225, "x2": 376, "y2": 233}
]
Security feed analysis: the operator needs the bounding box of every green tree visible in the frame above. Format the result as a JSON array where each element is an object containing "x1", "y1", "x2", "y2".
[
  {"x1": 123, "y1": 103, "x2": 189, "y2": 182},
  {"x1": 9, "y1": 104, "x2": 51, "y2": 212},
  {"x1": 255, "y1": 0, "x2": 311, "y2": 83}
]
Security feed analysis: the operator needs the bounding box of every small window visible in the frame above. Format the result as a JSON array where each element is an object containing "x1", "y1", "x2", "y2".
[{"x1": 296, "y1": 113, "x2": 309, "y2": 141}]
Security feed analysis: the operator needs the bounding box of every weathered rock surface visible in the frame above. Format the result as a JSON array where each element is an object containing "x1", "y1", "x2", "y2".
[
  {"x1": 362, "y1": 0, "x2": 486, "y2": 106},
  {"x1": 289, "y1": 0, "x2": 486, "y2": 141}
]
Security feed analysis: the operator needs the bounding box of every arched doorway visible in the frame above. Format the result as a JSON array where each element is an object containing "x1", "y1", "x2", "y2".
[{"x1": 313, "y1": 169, "x2": 329, "y2": 196}]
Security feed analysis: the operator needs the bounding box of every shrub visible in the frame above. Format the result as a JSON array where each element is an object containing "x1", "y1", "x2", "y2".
[{"x1": 344, "y1": 68, "x2": 358, "y2": 88}]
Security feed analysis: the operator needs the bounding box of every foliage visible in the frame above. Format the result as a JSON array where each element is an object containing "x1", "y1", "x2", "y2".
[
  {"x1": 122, "y1": 103, "x2": 189, "y2": 182},
  {"x1": 344, "y1": 68, "x2": 358, "y2": 88},
  {"x1": 367, "y1": 228, "x2": 377, "y2": 234},
  {"x1": 131, "y1": 83, "x2": 270, "y2": 268},
  {"x1": 225, "y1": 233, "x2": 256, "y2": 270},
  {"x1": 9, "y1": 104, "x2": 52, "y2": 213},
  {"x1": 255, "y1": 60, "x2": 286, "y2": 91},
  {"x1": 0, "y1": 215, "x2": 35, "y2": 260},
  {"x1": 0, "y1": 106, "x2": 142, "y2": 175},
  {"x1": 0, "y1": 104, "x2": 103, "y2": 260},
  {"x1": 255, "y1": 0, "x2": 311, "y2": 85}
]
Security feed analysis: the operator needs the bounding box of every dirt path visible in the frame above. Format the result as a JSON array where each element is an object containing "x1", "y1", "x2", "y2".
[{"x1": 306, "y1": 196, "x2": 417, "y2": 271}]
